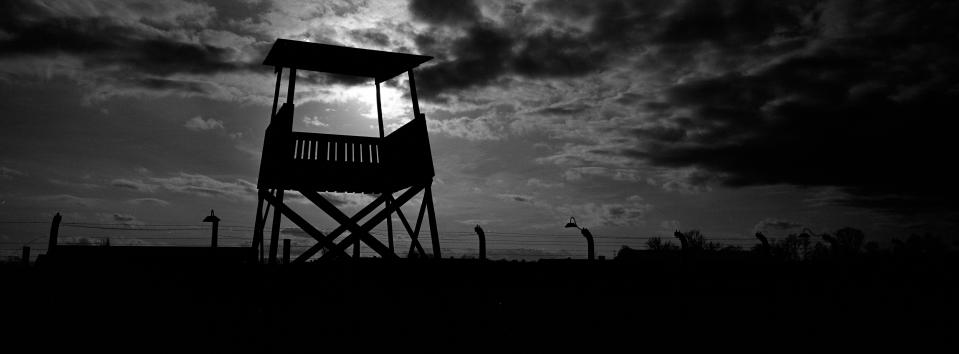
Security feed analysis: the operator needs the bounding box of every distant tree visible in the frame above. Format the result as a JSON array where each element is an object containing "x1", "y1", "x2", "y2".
[
  {"x1": 770, "y1": 234, "x2": 804, "y2": 261},
  {"x1": 645, "y1": 237, "x2": 678, "y2": 251},
  {"x1": 769, "y1": 232, "x2": 825, "y2": 261},
  {"x1": 680, "y1": 230, "x2": 722, "y2": 251},
  {"x1": 822, "y1": 227, "x2": 865, "y2": 256}
]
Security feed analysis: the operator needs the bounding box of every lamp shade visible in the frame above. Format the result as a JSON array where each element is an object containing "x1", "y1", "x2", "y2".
[{"x1": 202, "y1": 209, "x2": 220, "y2": 223}]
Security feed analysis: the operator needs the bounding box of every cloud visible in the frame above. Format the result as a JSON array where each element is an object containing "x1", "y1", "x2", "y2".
[
  {"x1": 625, "y1": 22, "x2": 959, "y2": 213},
  {"x1": 414, "y1": 0, "x2": 956, "y2": 215},
  {"x1": 427, "y1": 115, "x2": 504, "y2": 141},
  {"x1": 409, "y1": 0, "x2": 482, "y2": 27},
  {"x1": 110, "y1": 178, "x2": 158, "y2": 193},
  {"x1": 110, "y1": 213, "x2": 143, "y2": 226},
  {"x1": 0, "y1": 0, "x2": 264, "y2": 102},
  {"x1": 303, "y1": 116, "x2": 330, "y2": 128},
  {"x1": 526, "y1": 178, "x2": 563, "y2": 189},
  {"x1": 348, "y1": 28, "x2": 392, "y2": 48},
  {"x1": 126, "y1": 198, "x2": 171, "y2": 207},
  {"x1": 31, "y1": 194, "x2": 101, "y2": 208},
  {"x1": 184, "y1": 116, "x2": 224, "y2": 131},
  {"x1": 0, "y1": 1, "x2": 246, "y2": 76},
  {"x1": 562, "y1": 167, "x2": 643, "y2": 183},
  {"x1": 150, "y1": 173, "x2": 256, "y2": 201},
  {"x1": 558, "y1": 195, "x2": 653, "y2": 228},
  {"x1": 0, "y1": 166, "x2": 25, "y2": 179},
  {"x1": 496, "y1": 193, "x2": 536, "y2": 204},
  {"x1": 753, "y1": 218, "x2": 804, "y2": 234},
  {"x1": 408, "y1": 0, "x2": 805, "y2": 100},
  {"x1": 280, "y1": 227, "x2": 315, "y2": 240},
  {"x1": 317, "y1": 192, "x2": 377, "y2": 209}
]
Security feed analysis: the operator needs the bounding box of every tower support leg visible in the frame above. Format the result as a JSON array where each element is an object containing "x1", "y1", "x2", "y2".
[
  {"x1": 386, "y1": 197, "x2": 394, "y2": 254},
  {"x1": 252, "y1": 191, "x2": 266, "y2": 262},
  {"x1": 269, "y1": 189, "x2": 285, "y2": 264},
  {"x1": 425, "y1": 185, "x2": 440, "y2": 259}
]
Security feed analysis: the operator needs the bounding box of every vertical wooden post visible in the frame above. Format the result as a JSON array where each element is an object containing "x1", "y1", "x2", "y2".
[
  {"x1": 286, "y1": 68, "x2": 297, "y2": 104},
  {"x1": 268, "y1": 68, "x2": 296, "y2": 264},
  {"x1": 22, "y1": 246, "x2": 30, "y2": 266},
  {"x1": 283, "y1": 239, "x2": 291, "y2": 264},
  {"x1": 408, "y1": 70, "x2": 420, "y2": 117},
  {"x1": 269, "y1": 189, "x2": 284, "y2": 264},
  {"x1": 386, "y1": 199, "x2": 394, "y2": 254},
  {"x1": 425, "y1": 186, "x2": 440, "y2": 259},
  {"x1": 376, "y1": 81, "x2": 385, "y2": 138},
  {"x1": 376, "y1": 82, "x2": 394, "y2": 254},
  {"x1": 272, "y1": 67, "x2": 282, "y2": 118},
  {"x1": 48, "y1": 212, "x2": 61, "y2": 254},
  {"x1": 252, "y1": 192, "x2": 266, "y2": 262}
]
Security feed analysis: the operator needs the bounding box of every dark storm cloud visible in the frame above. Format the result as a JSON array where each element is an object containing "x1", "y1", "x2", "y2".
[
  {"x1": 111, "y1": 178, "x2": 157, "y2": 193},
  {"x1": 413, "y1": 25, "x2": 514, "y2": 97},
  {"x1": 496, "y1": 193, "x2": 535, "y2": 204},
  {"x1": 348, "y1": 28, "x2": 392, "y2": 47},
  {"x1": 531, "y1": 102, "x2": 591, "y2": 116},
  {"x1": 409, "y1": 0, "x2": 483, "y2": 27},
  {"x1": 0, "y1": 0, "x2": 256, "y2": 85},
  {"x1": 753, "y1": 218, "x2": 803, "y2": 233},
  {"x1": 409, "y1": 0, "x2": 810, "y2": 99},
  {"x1": 653, "y1": 0, "x2": 806, "y2": 46},
  {"x1": 410, "y1": 0, "x2": 958, "y2": 214},
  {"x1": 137, "y1": 77, "x2": 213, "y2": 94},
  {"x1": 626, "y1": 1, "x2": 959, "y2": 213}
]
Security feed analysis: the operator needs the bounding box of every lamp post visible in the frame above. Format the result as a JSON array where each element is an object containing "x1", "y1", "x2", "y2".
[
  {"x1": 564, "y1": 217, "x2": 594, "y2": 261},
  {"x1": 203, "y1": 210, "x2": 220, "y2": 248}
]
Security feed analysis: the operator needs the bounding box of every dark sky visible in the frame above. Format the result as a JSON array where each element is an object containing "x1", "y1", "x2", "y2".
[{"x1": 1, "y1": 0, "x2": 957, "y2": 259}]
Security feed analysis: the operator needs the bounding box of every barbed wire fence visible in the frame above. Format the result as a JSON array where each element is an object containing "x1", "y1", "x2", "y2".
[{"x1": 0, "y1": 219, "x2": 769, "y2": 262}]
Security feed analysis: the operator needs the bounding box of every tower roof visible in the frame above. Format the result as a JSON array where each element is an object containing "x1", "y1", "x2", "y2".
[{"x1": 262, "y1": 39, "x2": 433, "y2": 84}]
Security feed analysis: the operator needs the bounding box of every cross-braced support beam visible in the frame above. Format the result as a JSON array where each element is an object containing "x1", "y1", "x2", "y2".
[{"x1": 252, "y1": 182, "x2": 440, "y2": 263}]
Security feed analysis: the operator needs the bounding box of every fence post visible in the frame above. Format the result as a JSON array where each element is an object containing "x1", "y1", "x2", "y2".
[
  {"x1": 22, "y1": 246, "x2": 30, "y2": 266},
  {"x1": 203, "y1": 210, "x2": 220, "y2": 248},
  {"x1": 48, "y1": 212, "x2": 61, "y2": 255},
  {"x1": 283, "y1": 239, "x2": 291, "y2": 264},
  {"x1": 581, "y1": 228, "x2": 595, "y2": 261},
  {"x1": 474, "y1": 225, "x2": 486, "y2": 261}
]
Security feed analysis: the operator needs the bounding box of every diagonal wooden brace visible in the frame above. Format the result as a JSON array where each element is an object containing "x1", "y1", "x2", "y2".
[
  {"x1": 260, "y1": 190, "x2": 350, "y2": 259},
  {"x1": 317, "y1": 185, "x2": 425, "y2": 261},
  {"x1": 293, "y1": 193, "x2": 388, "y2": 262},
  {"x1": 395, "y1": 195, "x2": 427, "y2": 256},
  {"x1": 300, "y1": 190, "x2": 396, "y2": 259}
]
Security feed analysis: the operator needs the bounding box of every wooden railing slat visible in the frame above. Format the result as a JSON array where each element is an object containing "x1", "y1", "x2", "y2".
[{"x1": 285, "y1": 131, "x2": 393, "y2": 167}]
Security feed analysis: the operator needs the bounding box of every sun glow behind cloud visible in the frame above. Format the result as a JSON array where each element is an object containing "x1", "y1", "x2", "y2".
[{"x1": 2, "y1": 0, "x2": 958, "y2": 261}]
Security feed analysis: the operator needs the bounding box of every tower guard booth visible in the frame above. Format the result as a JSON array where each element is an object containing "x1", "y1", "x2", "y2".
[{"x1": 251, "y1": 39, "x2": 440, "y2": 263}]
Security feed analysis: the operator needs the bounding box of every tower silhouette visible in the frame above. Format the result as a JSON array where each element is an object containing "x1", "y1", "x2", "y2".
[{"x1": 251, "y1": 39, "x2": 440, "y2": 263}]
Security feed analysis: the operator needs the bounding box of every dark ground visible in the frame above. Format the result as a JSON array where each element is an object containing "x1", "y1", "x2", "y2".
[{"x1": 3, "y1": 253, "x2": 957, "y2": 352}]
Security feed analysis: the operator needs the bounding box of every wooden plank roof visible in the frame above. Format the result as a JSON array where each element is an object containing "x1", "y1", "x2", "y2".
[{"x1": 262, "y1": 39, "x2": 432, "y2": 83}]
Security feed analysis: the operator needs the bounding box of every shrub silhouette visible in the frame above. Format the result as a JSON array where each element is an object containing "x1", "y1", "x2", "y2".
[
  {"x1": 645, "y1": 237, "x2": 679, "y2": 251},
  {"x1": 822, "y1": 227, "x2": 865, "y2": 256},
  {"x1": 677, "y1": 229, "x2": 722, "y2": 251}
]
